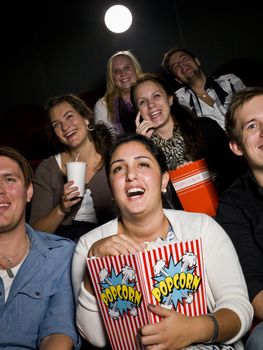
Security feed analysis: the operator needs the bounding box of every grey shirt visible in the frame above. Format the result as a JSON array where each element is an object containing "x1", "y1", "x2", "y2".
[{"x1": 29, "y1": 155, "x2": 117, "y2": 227}]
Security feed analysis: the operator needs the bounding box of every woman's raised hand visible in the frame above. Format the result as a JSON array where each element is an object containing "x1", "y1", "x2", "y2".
[{"x1": 135, "y1": 111, "x2": 156, "y2": 139}]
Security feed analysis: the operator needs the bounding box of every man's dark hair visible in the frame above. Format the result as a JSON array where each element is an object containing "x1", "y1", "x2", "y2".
[
  {"x1": 162, "y1": 48, "x2": 196, "y2": 75},
  {"x1": 0, "y1": 145, "x2": 33, "y2": 187}
]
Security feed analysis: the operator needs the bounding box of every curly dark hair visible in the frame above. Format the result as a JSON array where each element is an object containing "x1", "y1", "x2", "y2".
[{"x1": 44, "y1": 93, "x2": 116, "y2": 166}]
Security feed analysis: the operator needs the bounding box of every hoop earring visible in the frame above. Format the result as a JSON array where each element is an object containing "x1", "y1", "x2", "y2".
[{"x1": 87, "y1": 125, "x2": 95, "y2": 131}]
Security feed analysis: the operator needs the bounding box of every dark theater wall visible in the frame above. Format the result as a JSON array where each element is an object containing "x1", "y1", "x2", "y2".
[
  {"x1": 1, "y1": 0, "x2": 263, "y2": 162},
  {"x1": 171, "y1": 0, "x2": 263, "y2": 82},
  {"x1": 1, "y1": 0, "x2": 263, "y2": 111},
  {"x1": 1, "y1": 0, "x2": 180, "y2": 110}
]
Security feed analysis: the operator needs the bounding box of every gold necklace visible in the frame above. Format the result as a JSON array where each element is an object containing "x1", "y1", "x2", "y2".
[
  {"x1": 197, "y1": 93, "x2": 208, "y2": 98},
  {"x1": 0, "y1": 235, "x2": 30, "y2": 278}
]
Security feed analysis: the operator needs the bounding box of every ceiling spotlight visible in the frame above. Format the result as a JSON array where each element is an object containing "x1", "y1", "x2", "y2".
[{"x1": 104, "y1": 5, "x2": 132, "y2": 33}]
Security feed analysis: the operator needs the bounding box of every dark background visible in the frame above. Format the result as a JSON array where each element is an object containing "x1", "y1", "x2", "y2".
[{"x1": 1, "y1": 0, "x2": 263, "y2": 160}]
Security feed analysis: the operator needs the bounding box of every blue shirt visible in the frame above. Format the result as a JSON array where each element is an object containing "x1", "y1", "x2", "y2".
[{"x1": 0, "y1": 224, "x2": 81, "y2": 349}]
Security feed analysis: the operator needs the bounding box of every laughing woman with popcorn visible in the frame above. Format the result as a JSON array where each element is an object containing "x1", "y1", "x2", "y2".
[{"x1": 72, "y1": 133, "x2": 253, "y2": 350}]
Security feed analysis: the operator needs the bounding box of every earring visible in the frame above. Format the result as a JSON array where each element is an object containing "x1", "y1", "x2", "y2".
[
  {"x1": 162, "y1": 188, "x2": 167, "y2": 194},
  {"x1": 87, "y1": 125, "x2": 95, "y2": 131}
]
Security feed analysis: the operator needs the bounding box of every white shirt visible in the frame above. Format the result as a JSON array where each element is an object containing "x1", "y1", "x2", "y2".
[
  {"x1": 94, "y1": 98, "x2": 113, "y2": 128},
  {"x1": 176, "y1": 74, "x2": 246, "y2": 129}
]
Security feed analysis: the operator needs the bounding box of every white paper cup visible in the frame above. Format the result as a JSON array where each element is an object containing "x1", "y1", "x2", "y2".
[{"x1": 66, "y1": 162, "x2": 86, "y2": 197}]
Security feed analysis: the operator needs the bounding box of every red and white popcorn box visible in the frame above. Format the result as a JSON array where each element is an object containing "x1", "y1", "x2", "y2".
[
  {"x1": 86, "y1": 238, "x2": 207, "y2": 350},
  {"x1": 169, "y1": 159, "x2": 219, "y2": 216}
]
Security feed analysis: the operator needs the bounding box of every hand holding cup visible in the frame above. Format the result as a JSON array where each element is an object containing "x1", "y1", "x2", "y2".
[
  {"x1": 66, "y1": 161, "x2": 86, "y2": 197},
  {"x1": 59, "y1": 161, "x2": 86, "y2": 215}
]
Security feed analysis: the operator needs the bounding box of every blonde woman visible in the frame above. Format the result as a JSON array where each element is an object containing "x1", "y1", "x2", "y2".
[{"x1": 94, "y1": 50, "x2": 143, "y2": 134}]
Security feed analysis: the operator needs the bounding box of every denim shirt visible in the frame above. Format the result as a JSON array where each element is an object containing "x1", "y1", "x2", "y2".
[{"x1": 0, "y1": 224, "x2": 81, "y2": 349}]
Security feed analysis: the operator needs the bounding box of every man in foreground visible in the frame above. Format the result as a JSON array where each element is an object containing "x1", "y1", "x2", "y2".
[
  {"x1": 216, "y1": 86, "x2": 263, "y2": 349},
  {"x1": 0, "y1": 145, "x2": 80, "y2": 349}
]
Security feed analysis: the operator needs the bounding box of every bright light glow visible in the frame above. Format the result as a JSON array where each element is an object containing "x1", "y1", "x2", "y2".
[{"x1": 104, "y1": 5, "x2": 132, "y2": 33}]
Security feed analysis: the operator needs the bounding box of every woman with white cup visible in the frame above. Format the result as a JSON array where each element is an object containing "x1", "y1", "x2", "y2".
[{"x1": 29, "y1": 94, "x2": 117, "y2": 241}]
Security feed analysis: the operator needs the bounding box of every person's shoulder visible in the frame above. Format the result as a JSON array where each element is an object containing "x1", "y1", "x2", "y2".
[
  {"x1": 215, "y1": 73, "x2": 242, "y2": 82},
  {"x1": 216, "y1": 173, "x2": 253, "y2": 222},
  {"x1": 217, "y1": 172, "x2": 254, "y2": 212},
  {"x1": 94, "y1": 97, "x2": 106, "y2": 109},
  {"x1": 94, "y1": 98, "x2": 110, "y2": 123},
  {"x1": 77, "y1": 217, "x2": 118, "y2": 248},
  {"x1": 175, "y1": 86, "x2": 188, "y2": 97},
  {"x1": 40, "y1": 232, "x2": 75, "y2": 248},
  {"x1": 34, "y1": 154, "x2": 61, "y2": 178},
  {"x1": 220, "y1": 172, "x2": 251, "y2": 198},
  {"x1": 175, "y1": 87, "x2": 191, "y2": 106},
  {"x1": 83, "y1": 217, "x2": 118, "y2": 239},
  {"x1": 41, "y1": 231, "x2": 75, "y2": 246},
  {"x1": 164, "y1": 209, "x2": 225, "y2": 243},
  {"x1": 28, "y1": 225, "x2": 75, "y2": 251},
  {"x1": 90, "y1": 165, "x2": 108, "y2": 184},
  {"x1": 35, "y1": 154, "x2": 58, "y2": 170},
  {"x1": 198, "y1": 116, "x2": 225, "y2": 135},
  {"x1": 164, "y1": 208, "x2": 213, "y2": 225},
  {"x1": 198, "y1": 116, "x2": 219, "y2": 127}
]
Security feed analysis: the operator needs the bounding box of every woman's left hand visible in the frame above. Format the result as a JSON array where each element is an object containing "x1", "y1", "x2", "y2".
[{"x1": 139, "y1": 304, "x2": 195, "y2": 350}]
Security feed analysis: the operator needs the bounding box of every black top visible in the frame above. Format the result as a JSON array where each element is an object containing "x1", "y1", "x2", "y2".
[
  {"x1": 215, "y1": 171, "x2": 263, "y2": 301},
  {"x1": 198, "y1": 117, "x2": 247, "y2": 194}
]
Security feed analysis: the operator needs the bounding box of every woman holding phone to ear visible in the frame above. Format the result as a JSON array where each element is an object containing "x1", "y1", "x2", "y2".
[
  {"x1": 29, "y1": 94, "x2": 117, "y2": 241},
  {"x1": 132, "y1": 73, "x2": 247, "y2": 196}
]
